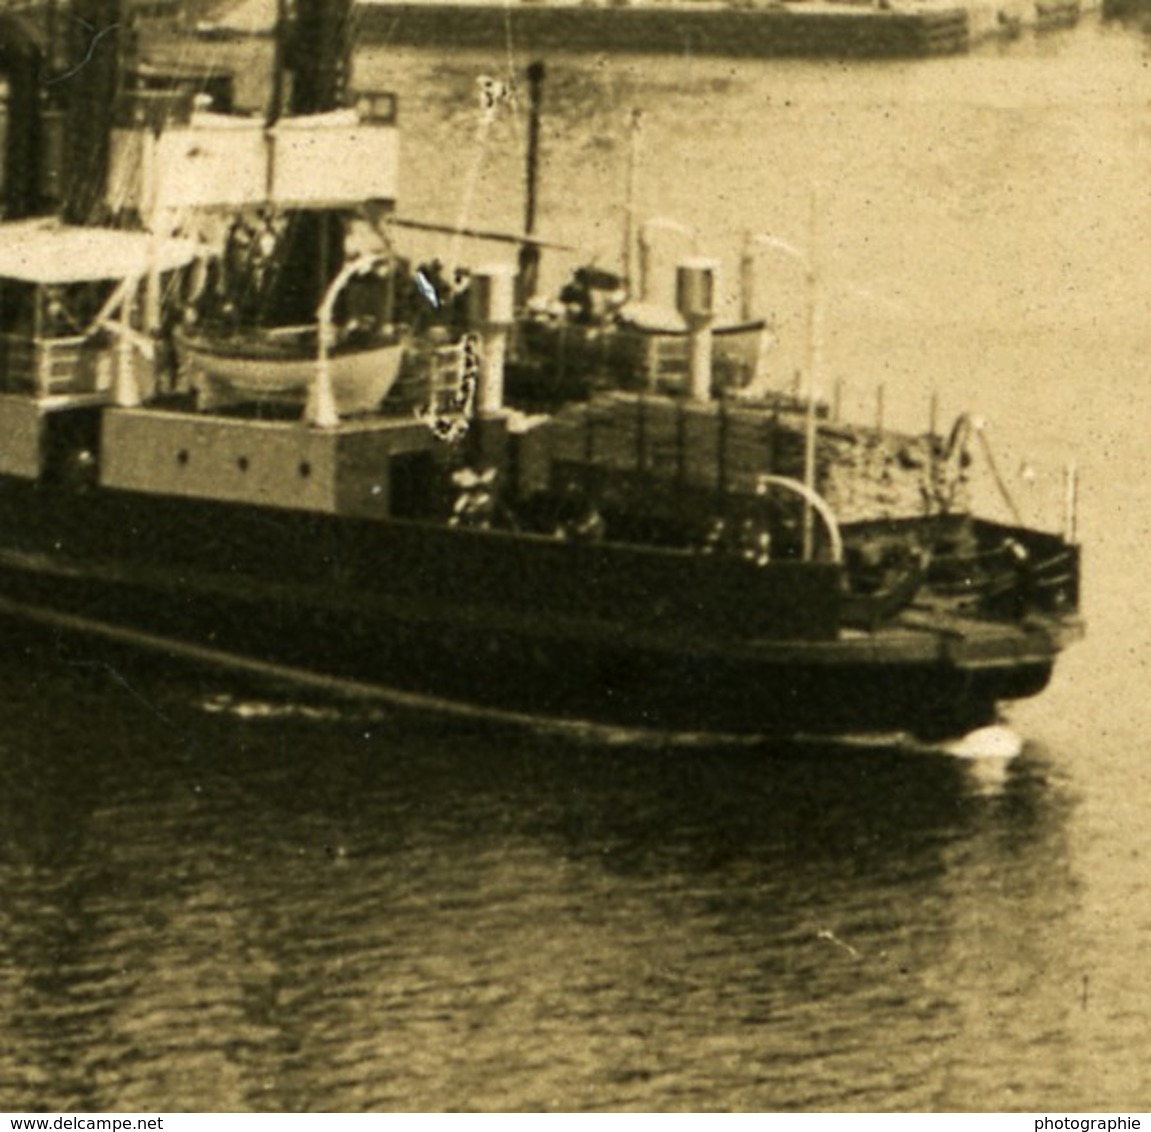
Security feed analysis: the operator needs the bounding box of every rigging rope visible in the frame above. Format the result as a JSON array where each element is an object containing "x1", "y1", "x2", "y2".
[
  {"x1": 448, "y1": 76, "x2": 511, "y2": 268},
  {"x1": 974, "y1": 419, "x2": 1026, "y2": 528}
]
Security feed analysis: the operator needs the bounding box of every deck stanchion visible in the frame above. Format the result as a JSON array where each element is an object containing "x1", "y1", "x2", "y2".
[
  {"x1": 1063, "y1": 461, "x2": 1079, "y2": 544},
  {"x1": 113, "y1": 278, "x2": 142, "y2": 409},
  {"x1": 802, "y1": 185, "x2": 822, "y2": 562},
  {"x1": 740, "y1": 232, "x2": 755, "y2": 323},
  {"x1": 622, "y1": 108, "x2": 642, "y2": 292}
]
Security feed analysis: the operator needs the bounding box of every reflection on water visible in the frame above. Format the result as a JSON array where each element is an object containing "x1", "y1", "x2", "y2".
[
  {"x1": 0, "y1": 633, "x2": 1080, "y2": 1111},
  {"x1": 4, "y1": 16, "x2": 1151, "y2": 1112}
]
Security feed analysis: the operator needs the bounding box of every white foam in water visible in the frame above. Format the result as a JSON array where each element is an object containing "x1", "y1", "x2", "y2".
[
  {"x1": 938, "y1": 724, "x2": 1024, "y2": 761},
  {"x1": 812, "y1": 723, "x2": 1025, "y2": 764},
  {"x1": 199, "y1": 692, "x2": 387, "y2": 725}
]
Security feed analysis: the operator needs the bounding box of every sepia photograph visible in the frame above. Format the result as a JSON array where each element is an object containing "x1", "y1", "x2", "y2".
[{"x1": 0, "y1": 0, "x2": 1139, "y2": 1113}]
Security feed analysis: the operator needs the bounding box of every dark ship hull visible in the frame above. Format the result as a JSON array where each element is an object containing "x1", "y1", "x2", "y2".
[{"x1": 0, "y1": 464, "x2": 1070, "y2": 739}]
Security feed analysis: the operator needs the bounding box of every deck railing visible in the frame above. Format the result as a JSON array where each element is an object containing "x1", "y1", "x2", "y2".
[{"x1": 0, "y1": 333, "x2": 114, "y2": 398}]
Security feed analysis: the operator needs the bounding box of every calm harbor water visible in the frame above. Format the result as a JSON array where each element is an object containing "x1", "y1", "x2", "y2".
[{"x1": 4, "y1": 17, "x2": 1151, "y2": 1111}]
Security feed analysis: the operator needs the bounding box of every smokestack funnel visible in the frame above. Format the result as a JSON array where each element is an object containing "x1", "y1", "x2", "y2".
[{"x1": 676, "y1": 257, "x2": 718, "y2": 403}]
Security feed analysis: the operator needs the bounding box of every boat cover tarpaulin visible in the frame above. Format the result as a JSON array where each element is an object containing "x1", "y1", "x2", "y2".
[{"x1": 0, "y1": 222, "x2": 203, "y2": 284}]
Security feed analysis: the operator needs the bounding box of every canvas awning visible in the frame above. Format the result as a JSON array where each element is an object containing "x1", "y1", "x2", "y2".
[
  {"x1": 107, "y1": 108, "x2": 399, "y2": 214},
  {"x1": 0, "y1": 222, "x2": 202, "y2": 286}
]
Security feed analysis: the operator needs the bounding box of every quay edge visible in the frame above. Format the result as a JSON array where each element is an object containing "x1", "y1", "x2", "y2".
[
  {"x1": 194, "y1": 0, "x2": 1094, "y2": 59},
  {"x1": 326, "y1": 0, "x2": 975, "y2": 59}
]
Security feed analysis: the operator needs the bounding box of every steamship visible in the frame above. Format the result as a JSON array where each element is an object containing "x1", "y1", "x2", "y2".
[{"x1": 0, "y1": 0, "x2": 1081, "y2": 739}]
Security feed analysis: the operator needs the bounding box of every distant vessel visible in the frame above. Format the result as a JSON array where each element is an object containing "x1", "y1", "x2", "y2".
[
  {"x1": 197, "y1": 0, "x2": 973, "y2": 57},
  {"x1": 0, "y1": 0, "x2": 1082, "y2": 739},
  {"x1": 360, "y1": 0, "x2": 975, "y2": 57},
  {"x1": 194, "y1": 0, "x2": 1091, "y2": 57}
]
